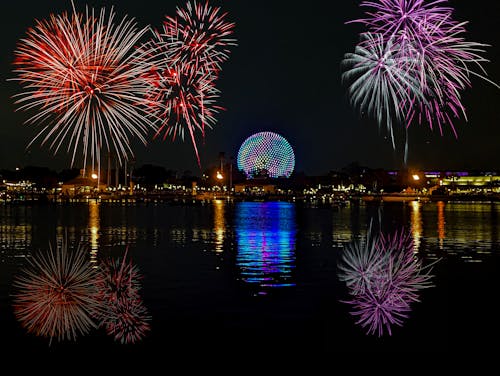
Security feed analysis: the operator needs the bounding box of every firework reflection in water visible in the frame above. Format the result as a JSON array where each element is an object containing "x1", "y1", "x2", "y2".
[
  {"x1": 13, "y1": 239, "x2": 99, "y2": 345},
  {"x1": 338, "y1": 228, "x2": 436, "y2": 337},
  {"x1": 95, "y1": 248, "x2": 151, "y2": 344}
]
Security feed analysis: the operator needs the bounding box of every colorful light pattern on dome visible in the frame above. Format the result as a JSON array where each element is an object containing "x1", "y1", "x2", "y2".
[{"x1": 237, "y1": 132, "x2": 295, "y2": 179}]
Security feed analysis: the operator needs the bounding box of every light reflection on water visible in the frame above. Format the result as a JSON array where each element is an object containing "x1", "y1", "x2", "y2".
[
  {"x1": 0, "y1": 200, "x2": 498, "y2": 350},
  {"x1": 213, "y1": 200, "x2": 225, "y2": 253},
  {"x1": 1, "y1": 201, "x2": 499, "y2": 268},
  {"x1": 0, "y1": 206, "x2": 32, "y2": 258},
  {"x1": 437, "y1": 201, "x2": 445, "y2": 250},
  {"x1": 234, "y1": 202, "x2": 296, "y2": 289},
  {"x1": 413, "y1": 201, "x2": 500, "y2": 261},
  {"x1": 169, "y1": 200, "x2": 227, "y2": 252},
  {"x1": 89, "y1": 200, "x2": 99, "y2": 267},
  {"x1": 410, "y1": 200, "x2": 422, "y2": 252}
]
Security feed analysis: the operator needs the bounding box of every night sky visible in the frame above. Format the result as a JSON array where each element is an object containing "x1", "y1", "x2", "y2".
[{"x1": 1, "y1": 0, "x2": 499, "y2": 176}]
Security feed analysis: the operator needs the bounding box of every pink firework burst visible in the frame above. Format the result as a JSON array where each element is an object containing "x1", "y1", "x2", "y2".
[
  {"x1": 12, "y1": 3, "x2": 156, "y2": 175},
  {"x1": 13, "y1": 240, "x2": 100, "y2": 344},
  {"x1": 94, "y1": 249, "x2": 151, "y2": 344}
]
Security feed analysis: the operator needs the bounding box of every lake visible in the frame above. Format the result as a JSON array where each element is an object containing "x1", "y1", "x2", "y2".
[{"x1": 0, "y1": 200, "x2": 498, "y2": 354}]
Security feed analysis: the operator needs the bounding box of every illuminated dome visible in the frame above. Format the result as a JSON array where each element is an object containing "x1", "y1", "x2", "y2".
[{"x1": 237, "y1": 132, "x2": 295, "y2": 178}]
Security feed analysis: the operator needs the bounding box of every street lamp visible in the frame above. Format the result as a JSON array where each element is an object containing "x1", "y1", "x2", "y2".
[
  {"x1": 215, "y1": 171, "x2": 224, "y2": 196},
  {"x1": 412, "y1": 174, "x2": 420, "y2": 181},
  {"x1": 90, "y1": 173, "x2": 99, "y2": 197}
]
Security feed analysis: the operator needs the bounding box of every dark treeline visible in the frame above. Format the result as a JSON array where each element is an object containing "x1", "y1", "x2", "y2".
[{"x1": 0, "y1": 161, "x2": 420, "y2": 193}]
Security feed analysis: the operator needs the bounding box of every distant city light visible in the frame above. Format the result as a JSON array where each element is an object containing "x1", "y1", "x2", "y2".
[{"x1": 237, "y1": 131, "x2": 295, "y2": 178}]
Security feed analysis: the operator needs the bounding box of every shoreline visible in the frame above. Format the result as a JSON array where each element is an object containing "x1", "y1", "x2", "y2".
[{"x1": 1, "y1": 192, "x2": 500, "y2": 205}]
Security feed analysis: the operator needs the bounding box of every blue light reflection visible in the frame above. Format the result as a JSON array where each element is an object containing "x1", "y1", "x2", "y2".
[{"x1": 235, "y1": 202, "x2": 297, "y2": 289}]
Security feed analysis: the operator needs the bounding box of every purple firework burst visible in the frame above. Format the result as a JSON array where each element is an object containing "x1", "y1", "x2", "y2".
[
  {"x1": 338, "y1": 228, "x2": 436, "y2": 337},
  {"x1": 343, "y1": 0, "x2": 498, "y2": 149}
]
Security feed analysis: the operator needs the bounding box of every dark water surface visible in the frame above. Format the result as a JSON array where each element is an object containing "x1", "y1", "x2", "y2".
[{"x1": 0, "y1": 200, "x2": 499, "y2": 354}]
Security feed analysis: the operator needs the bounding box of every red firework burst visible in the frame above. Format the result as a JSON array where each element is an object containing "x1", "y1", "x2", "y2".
[
  {"x1": 139, "y1": 0, "x2": 236, "y2": 168},
  {"x1": 142, "y1": 59, "x2": 223, "y2": 166},
  {"x1": 12, "y1": 4, "x2": 156, "y2": 175},
  {"x1": 164, "y1": 0, "x2": 236, "y2": 72}
]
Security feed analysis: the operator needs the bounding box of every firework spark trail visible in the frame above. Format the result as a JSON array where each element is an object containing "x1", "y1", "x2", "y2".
[
  {"x1": 13, "y1": 240, "x2": 100, "y2": 345},
  {"x1": 94, "y1": 248, "x2": 151, "y2": 344},
  {"x1": 338, "y1": 228, "x2": 436, "y2": 336},
  {"x1": 140, "y1": 0, "x2": 236, "y2": 168},
  {"x1": 343, "y1": 0, "x2": 498, "y2": 153},
  {"x1": 12, "y1": 3, "x2": 157, "y2": 176}
]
